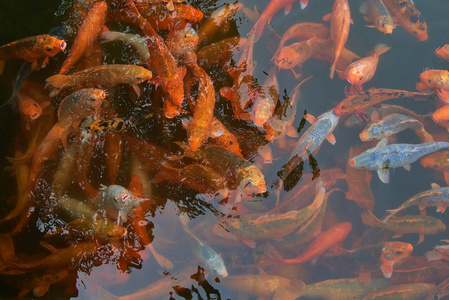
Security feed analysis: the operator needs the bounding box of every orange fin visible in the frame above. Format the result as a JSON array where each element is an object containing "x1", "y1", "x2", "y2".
[
  {"x1": 380, "y1": 263, "x2": 393, "y2": 278},
  {"x1": 323, "y1": 13, "x2": 332, "y2": 21}
]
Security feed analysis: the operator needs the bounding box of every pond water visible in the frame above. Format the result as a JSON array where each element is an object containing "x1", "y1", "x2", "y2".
[{"x1": 1, "y1": 0, "x2": 449, "y2": 299}]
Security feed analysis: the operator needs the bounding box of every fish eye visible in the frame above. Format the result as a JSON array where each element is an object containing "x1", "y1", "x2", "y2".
[
  {"x1": 89, "y1": 97, "x2": 96, "y2": 102},
  {"x1": 45, "y1": 47, "x2": 53, "y2": 51},
  {"x1": 31, "y1": 113, "x2": 38, "y2": 118},
  {"x1": 394, "y1": 250, "x2": 403, "y2": 255}
]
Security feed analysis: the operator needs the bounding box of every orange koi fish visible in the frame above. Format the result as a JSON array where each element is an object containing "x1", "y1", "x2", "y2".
[
  {"x1": 47, "y1": 64, "x2": 153, "y2": 96},
  {"x1": 387, "y1": 260, "x2": 449, "y2": 284},
  {"x1": 421, "y1": 151, "x2": 449, "y2": 185},
  {"x1": 323, "y1": 0, "x2": 353, "y2": 79},
  {"x1": 166, "y1": 25, "x2": 198, "y2": 59},
  {"x1": 321, "y1": 241, "x2": 413, "y2": 283},
  {"x1": 108, "y1": 1, "x2": 184, "y2": 106},
  {"x1": 269, "y1": 222, "x2": 352, "y2": 265},
  {"x1": 138, "y1": 4, "x2": 203, "y2": 31},
  {"x1": 312, "y1": 37, "x2": 360, "y2": 72},
  {"x1": 59, "y1": 1, "x2": 107, "y2": 74},
  {"x1": 197, "y1": 37, "x2": 247, "y2": 70},
  {"x1": 250, "y1": 67, "x2": 279, "y2": 127},
  {"x1": 253, "y1": 0, "x2": 299, "y2": 41},
  {"x1": 272, "y1": 22, "x2": 330, "y2": 61},
  {"x1": 436, "y1": 44, "x2": 449, "y2": 60},
  {"x1": 416, "y1": 69, "x2": 449, "y2": 102},
  {"x1": 341, "y1": 44, "x2": 390, "y2": 91},
  {"x1": 274, "y1": 37, "x2": 321, "y2": 74},
  {"x1": 0, "y1": 35, "x2": 66, "y2": 72},
  {"x1": 382, "y1": 0, "x2": 427, "y2": 41},
  {"x1": 333, "y1": 88, "x2": 432, "y2": 117},
  {"x1": 123, "y1": 135, "x2": 171, "y2": 172},
  {"x1": 359, "y1": 0, "x2": 394, "y2": 34},
  {"x1": 16, "y1": 92, "x2": 50, "y2": 130},
  {"x1": 209, "y1": 117, "x2": 242, "y2": 156},
  {"x1": 197, "y1": 3, "x2": 243, "y2": 47},
  {"x1": 183, "y1": 52, "x2": 215, "y2": 151}
]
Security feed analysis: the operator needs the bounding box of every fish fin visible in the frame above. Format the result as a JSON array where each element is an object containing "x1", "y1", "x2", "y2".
[
  {"x1": 431, "y1": 182, "x2": 441, "y2": 189},
  {"x1": 300, "y1": 0, "x2": 308, "y2": 9},
  {"x1": 436, "y1": 88, "x2": 449, "y2": 103},
  {"x1": 376, "y1": 138, "x2": 389, "y2": 148},
  {"x1": 419, "y1": 204, "x2": 426, "y2": 211},
  {"x1": 33, "y1": 285, "x2": 50, "y2": 297},
  {"x1": 377, "y1": 169, "x2": 389, "y2": 184},
  {"x1": 26, "y1": 121, "x2": 31, "y2": 131},
  {"x1": 284, "y1": 4, "x2": 292, "y2": 15},
  {"x1": 350, "y1": 18, "x2": 354, "y2": 25},
  {"x1": 242, "y1": 239, "x2": 257, "y2": 248},
  {"x1": 417, "y1": 234, "x2": 425, "y2": 245},
  {"x1": 322, "y1": 13, "x2": 332, "y2": 21},
  {"x1": 41, "y1": 57, "x2": 49, "y2": 68},
  {"x1": 131, "y1": 84, "x2": 141, "y2": 95},
  {"x1": 403, "y1": 164, "x2": 411, "y2": 171},
  {"x1": 359, "y1": 1, "x2": 368, "y2": 14},
  {"x1": 31, "y1": 60, "x2": 38, "y2": 70},
  {"x1": 359, "y1": 271, "x2": 371, "y2": 284},
  {"x1": 380, "y1": 263, "x2": 393, "y2": 278},
  {"x1": 370, "y1": 110, "x2": 380, "y2": 121},
  {"x1": 365, "y1": 24, "x2": 376, "y2": 28},
  {"x1": 239, "y1": 112, "x2": 252, "y2": 121},
  {"x1": 437, "y1": 205, "x2": 447, "y2": 213},
  {"x1": 148, "y1": 244, "x2": 174, "y2": 269},
  {"x1": 0, "y1": 59, "x2": 5, "y2": 75},
  {"x1": 304, "y1": 113, "x2": 316, "y2": 124},
  {"x1": 286, "y1": 126, "x2": 299, "y2": 138},
  {"x1": 392, "y1": 233, "x2": 403, "y2": 238},
  {"x1": 336, "y1": 69, "x2": 346, "y2": 79},
  {"x1": 18, "y1": 289, "x2": 31, "y2": 298},
  {"x1": 219, "y1": 87, "x2": 234, "y2": 101},
  {"x1": 326, "y1": 133, "x2": 336, "y2": 145},
  {"x1": 420, "y1": 209, "x2": 427, "y2": 216}
]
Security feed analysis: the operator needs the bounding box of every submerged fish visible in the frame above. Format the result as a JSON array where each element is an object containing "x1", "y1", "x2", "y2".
[{"x1": 349, "y1": 139, "x2": 449, "y2": 183}]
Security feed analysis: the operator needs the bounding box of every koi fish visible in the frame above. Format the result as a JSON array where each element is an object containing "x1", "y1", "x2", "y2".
[
  {"x1": 59, "y1": 1, "x2": 107, "y2": 74},
  {"x1": 361, "y1": 210, "x2": 445, "y2": 244},
  {"x1": 183, "y1": 52, "x2": 216, "y2": 151},
  {"x1": 265, "y1": 76, "x2": 312, "y2": 145},
  {"x1": 340, "y1": 44, "x2": 390, "y2": 91},
  {"x1": 384, "y1": 183, "x2": 449, "y2": 222},
  {"x1": 272, "y1": 22, "x2": 330, "y2": 61},
  {"x1": 362, "y1": 283, "x2": 435, "y2": 300},
  {"x1": 100, "y1": 31, "x2": 150, "y2": 62},
  {"x1": 278, "y1": 110, "x2": 339, "y2": 186},
  {"x1": 94, "y1": 185, "x2": 143, "y2": 224},
  {"x1": 436, "y1": 44, "x2": 449, "y2": 61},
  {"x1": 217, "y1": 180, "x2": 324, "y2": 247},
  {"x1": 0, "y1": 35, "x2": 66, "y2": 72},
  {"x1": 250, "y1": 67, "x2": 279, "y2": 127},
  {"x1": 301, "y1": 278, "x2": 392, "y2": 300},
  {"x1": 183, "y1": 145, "x2": 267, "y2": 195},
  {"x1": 269, "y1": 222, "x2": 352, "y2": 265},
  {"x1": 138, "y1": 4, "x2": 203, "y2": 31},
  {"x1": 253, "y1": 0, "x2": 298, "y2": 41},
  {"x1": 333, "y1": 88, "x2": 432, "y2": 117},
  {"x1": 387, "y1": 260, "x2": 449, "y2": 284},
  {"x1": 197, "y1": 3, "x2": 243, "y2": 47},
  {"x1": 220, "y1": 275, "x2": 305, "y2": 299},
  {"x1": 416, "y1": 69, "x2": 449, "y2": 102},
  {"x1": 274, "y1": 37, "x2": 321, "y2": 74},
  {"x1": 382, "y1": 0, "x2": 427, "y2": 41},
  {"x1": 349, "y1": 139, "x2": 449, "y2": 184},
  {"x1": 17, "y1": 93, "x2": 50, "y2": 130},
  {"x1": 359, "y1": 0, "x2": 394, "y2": 34},
  {"x1": 360, "y1": 112, "x2": 432, "y2": 143},
  {"x1": 166, "y1": 25, "x2": 198, "y2": 58},
  {"x1": 312, "y1": 37, "x2": 360, "y2": 72},
  {"x1": 46, "y1": 64, "x2": 153, "y2": 96},
  {"x1": 196, "y1": 37, "x2": 246, "y2": 70},
  {"x1": 424, "y1": 276, "x2": 449, "y2": 300},
  {"x1": 209, "y1": 117, "x2": 242, "y2": 156},
  {"x1": 323, "y1": 0, "x2": 353, "y2": 79},
  {"x1": 321, "y1": 241, "x2": 413, "y2": 283}
]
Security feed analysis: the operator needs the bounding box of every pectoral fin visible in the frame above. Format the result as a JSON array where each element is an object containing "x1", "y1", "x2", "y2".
[
  {"x1": 284, "y1": 4, "x2": 292, "y2": 15},
  {"x1": 326, "y1": 133, "x2": 336, "y2": 145},
  {"x1": 403, "y1": 164, "x2": 411, "y2": 171},
  {"x1": 131, "y1": 84, "x2": 141, "y2": 95},
  {"x1": 417, "y1": 234, "x2": 424, "y2": 245},
  {"x1": 304, "y1": 114, "x2": 317, "y2": 124},
  {"x1": 377, "y1": 169, "x2": 389, "y2": 184},
  {"x1": 380, "y1": 263, "x2": 393, "y2": 278},
  {"x1": 323, "y1": 13, "x2": 332, "y2": 21},
  {"x1": 286, "y1": 126, "x2": 299, "y2": 138},
  {"x1": 359, "y1": 271, "x2": 371, "y2": 284},
  {"x1": 431, "y1": 183, "x2": 441, "y2": 189}
]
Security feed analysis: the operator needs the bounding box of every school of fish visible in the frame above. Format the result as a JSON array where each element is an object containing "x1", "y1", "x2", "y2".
[{"x1": 1, "y1": 0, "x2": 449, "y2": 299}]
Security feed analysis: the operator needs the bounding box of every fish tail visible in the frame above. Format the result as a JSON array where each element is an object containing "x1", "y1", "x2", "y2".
[
  {"x1": 45, "y1": 74, "x2": 68, "y2": 97},
  {"x1": 329, "y1": 60, "x2": 336, "y2": 79},
  {"x1": 383, "y1": 208, "x2": 401, "y2": 223},
  {"x1": 361, "y1": 210, "x2": 382, "y2": 226},
  {"x1": 253, "y1": 16, "x2": 267, "y2": 41},
  {"x1": 373, "y1": 44, "x2": 391, "y2": 56}
]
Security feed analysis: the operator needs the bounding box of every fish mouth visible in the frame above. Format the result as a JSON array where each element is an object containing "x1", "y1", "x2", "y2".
[{"x1": 60, "y1": 40, "x2": 67, "y2": 51}]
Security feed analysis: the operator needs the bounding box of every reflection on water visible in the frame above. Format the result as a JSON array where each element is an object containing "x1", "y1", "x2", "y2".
[{"x1": 1, "y1": 0, "x2": 449, "y2": 299}]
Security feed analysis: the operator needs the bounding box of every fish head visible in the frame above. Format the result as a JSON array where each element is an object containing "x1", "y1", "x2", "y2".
[
  {"x1": 36, "y1": 35, "x2": 67, "y2": 56},
  {"x1": 376, "y1": 17, "x2": 394, "y2": 35},
  {"x1": 19, "y1": 97, "x2": 42, "y2": 121},
  {"x1": 359, "y1": 122, "x2": 383, "y2": 141},
  {"x1": 168, "y1": 25, "x2": 199, "y2": 57},
  {"x1": 81, "y1": 88, "x2": 107, "y2": 110},
  {"x1": 240, "y1": 167, "x2": 267, "y2": 194},
  {"x1": 275, "y1": 46, "x2": 299, "y2": 70},
  {"x1": 130, "y1": 67, "x2": 153, "y2": 84},
  {"x1": 381, "y1": 242, "x2": 413, "y2": 267},
  {"x1": 436, "y1": 45, "x2": 449, "y2": 60},
  {"x1": 348, "y1": 150, "x2": 378, "y2": 170},
  {"x1": 418, "y1": 70, "x2": 435, "y2": 89}
]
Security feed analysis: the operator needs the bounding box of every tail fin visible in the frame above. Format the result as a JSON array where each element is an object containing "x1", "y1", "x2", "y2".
[
  {"x1": 361, "y1": 210, "x2": 381, "y2": 226},
  {"x1": 373, "y1": 44, "x2": 391, "y2": 56},
  {"x1": 45, "y1": 74, "x2": 69, "y2": 97},
  {"x1": 383, "y1": 208, "x2": 401, "y2": 223}
]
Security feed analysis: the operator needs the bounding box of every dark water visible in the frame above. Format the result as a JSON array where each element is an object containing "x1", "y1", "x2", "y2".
[{"x1": 1, "y1": 0, "x2": 449, "y2": 299}]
